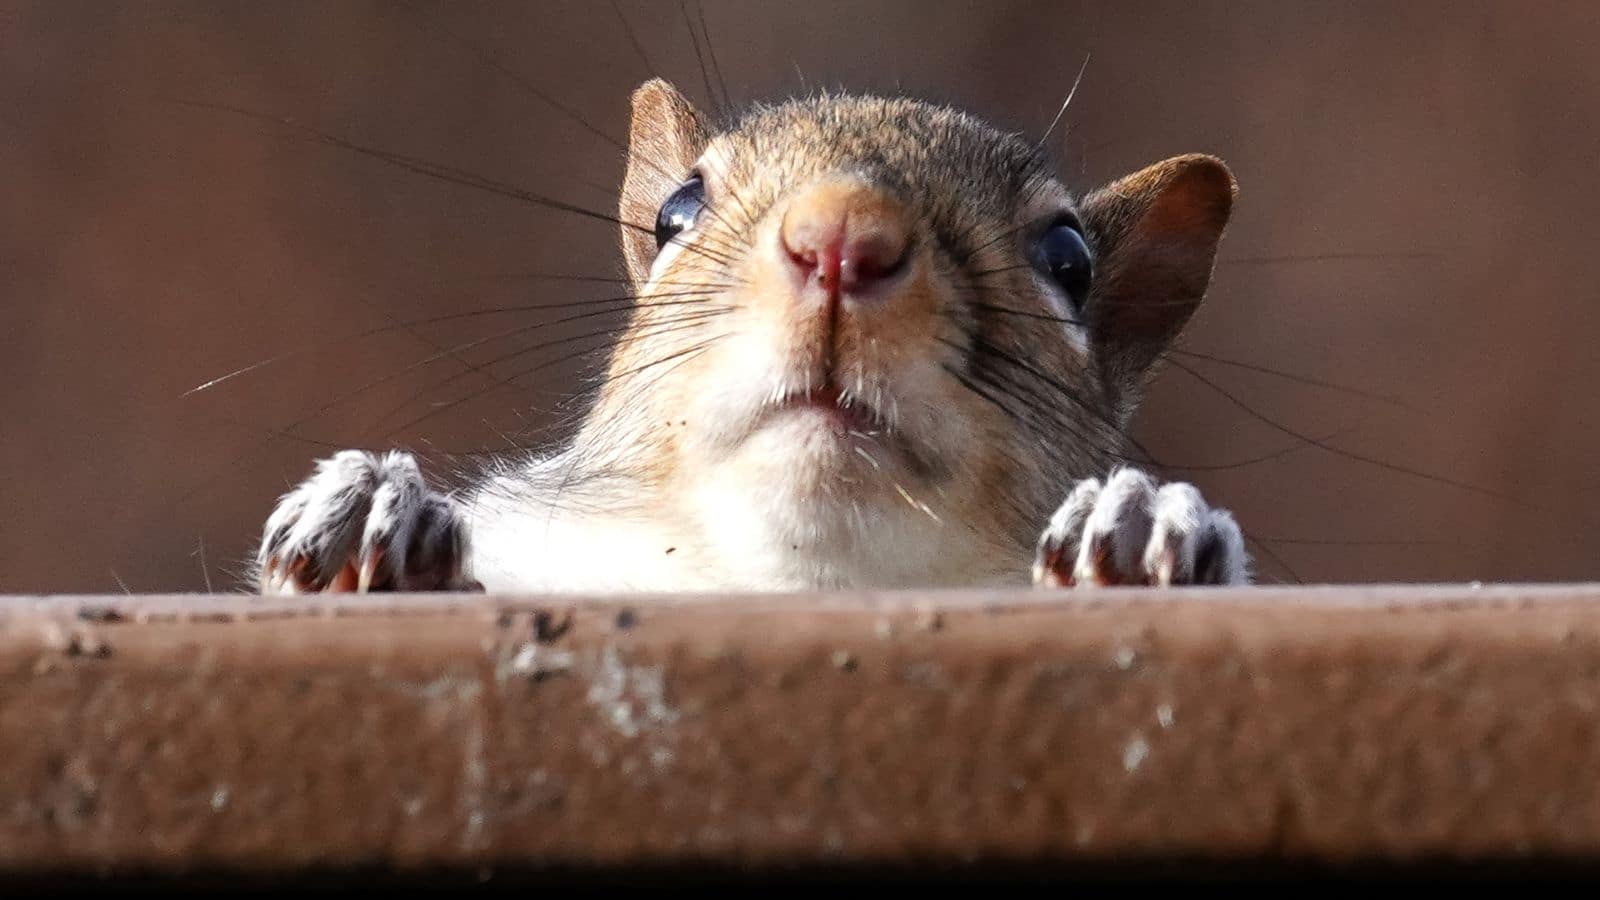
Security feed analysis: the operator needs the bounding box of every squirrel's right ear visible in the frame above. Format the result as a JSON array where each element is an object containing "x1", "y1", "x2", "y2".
[
  {"x1": 1078, "y1": 154, "x2": 1237, "y2": 394},
  {"x1": 620, "y1": 79, "x2": 710, "y2": 284}
]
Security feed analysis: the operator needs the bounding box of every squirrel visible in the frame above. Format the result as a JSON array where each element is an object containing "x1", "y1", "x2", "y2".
[{"x1": 254, "y1": 79, "x2": 1248, "y2": 594}]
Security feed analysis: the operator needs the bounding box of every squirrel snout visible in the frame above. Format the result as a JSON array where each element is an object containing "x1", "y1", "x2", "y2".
[{"x1": 779, "y1": 179, "x2": 910, "y2": 298}]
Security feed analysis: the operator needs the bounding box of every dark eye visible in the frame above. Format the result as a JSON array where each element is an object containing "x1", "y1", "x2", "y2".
[
  {"x1": 654, "y1": 174, "x2": 706, "y2": 250},
  {"x1": 1031, "y1": 218, "x2": 1093, "y2": 307}
]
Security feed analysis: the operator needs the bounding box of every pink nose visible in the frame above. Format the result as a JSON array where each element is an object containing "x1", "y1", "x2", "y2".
[{"x1": 779, "y1": 179, "x2": 910, "y2": 298}]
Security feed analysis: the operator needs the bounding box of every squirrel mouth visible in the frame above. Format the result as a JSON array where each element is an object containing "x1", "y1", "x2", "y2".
[
  {"x1": 756, "y1": 379, "x2": 941, "y2": 481},
  {"x1": 773, "y1": 382, "x2": 883, "y2": 434}
]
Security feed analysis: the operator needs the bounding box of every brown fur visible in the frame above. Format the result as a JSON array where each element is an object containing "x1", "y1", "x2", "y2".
[{"x1": 592, "y1": 79, "x2": 1235, "y2": 560}]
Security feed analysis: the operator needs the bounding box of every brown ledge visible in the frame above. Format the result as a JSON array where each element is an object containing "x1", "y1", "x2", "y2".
[{"x1": 3, "y1": 585, "x2": 1600, "y2": 885}]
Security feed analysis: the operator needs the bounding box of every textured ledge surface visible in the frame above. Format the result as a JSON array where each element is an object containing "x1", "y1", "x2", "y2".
[{"x1": 3, "y1": 585, "x2": 1600, "y2": 882}]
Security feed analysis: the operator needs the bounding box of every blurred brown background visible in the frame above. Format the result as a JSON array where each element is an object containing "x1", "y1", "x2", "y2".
[{"x1": 3, "y1": 0, "x2": 1598, "y2": 593}]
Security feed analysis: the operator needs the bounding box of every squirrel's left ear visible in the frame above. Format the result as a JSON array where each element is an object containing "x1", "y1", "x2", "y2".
[
  {"x1": 620, "y1": 79, "x2": 710, "y2": 285},
  {"x1": 1078, "y1": 154, "x2": 1236, "y2": 394}
]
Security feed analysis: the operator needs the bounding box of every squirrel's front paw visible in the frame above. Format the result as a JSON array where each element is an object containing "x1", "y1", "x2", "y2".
[
  {"x1": 256, "y1": 450, "x2": 480, "y2": 594},
  {"x1": 1032, "y1": 468, "x2": 1249, "y2": 588}
]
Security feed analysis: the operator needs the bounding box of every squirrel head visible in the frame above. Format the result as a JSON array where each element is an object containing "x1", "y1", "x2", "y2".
[{"x1": 593, "y1": 79, "x2": 1235, "y2": 572}]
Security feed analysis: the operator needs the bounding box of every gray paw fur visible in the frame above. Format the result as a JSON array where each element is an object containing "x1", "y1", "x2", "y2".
[
  {"x1": 256, "y1": 450, "x2": 480, "y2": 594},
  {"x1": 1033, "y1": 467, "x2": 1249, "y2": 588}
]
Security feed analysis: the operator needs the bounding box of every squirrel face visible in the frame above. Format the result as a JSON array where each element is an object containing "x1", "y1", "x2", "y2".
[{"x1": 592, "y1": 79, "x2": 1235, "y2": 564}]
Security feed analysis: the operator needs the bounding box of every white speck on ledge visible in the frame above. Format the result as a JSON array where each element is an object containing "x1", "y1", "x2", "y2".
[{"x1": 1122, "y1": 734, "x2": 1150, "y2": 773}]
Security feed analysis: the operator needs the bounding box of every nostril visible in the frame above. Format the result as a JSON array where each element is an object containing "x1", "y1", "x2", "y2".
[
  {"x1": 781, "y1": 213, "x2": 827, "y2": 267},
  {"x1": 784, "y1": 240, "x2": 818, "y2": 273},
  {"x1": 842, "y1": 233, "x2": 910, "y2": 287},
  {"x1": 844, "y1": 230, "x2": 908, "y2": 283},
  {"x1": 781, "y1": 217, "x2": 844, "y2": 291}
]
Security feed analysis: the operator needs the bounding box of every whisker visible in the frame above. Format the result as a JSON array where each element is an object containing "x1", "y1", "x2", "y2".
[
  {"x1": 286, "y1": 298, "x2": 726, "y2": 443},
  {"x1": 394, "y1": 0, "x2": 626, "y2": 149},
  {"x1": 1035, "y1": 53, "x2": 1091, "y2": 152},
  {"x1": 1159, "y1": 425, "x2": 1362, "y2": 473},
  {"x1": 698, "y1": 151, "x2": 762, "y2": 237},
  {"x1": 435, "y1": 272, "x2": 738, "y2": 291},
  {"x1": 388, "y1": 306, "x2": 730, "y2": 417},
  {"x1": 680, "y1": 0, "x2": 728, "y2": 117},
  {"x1": 953, "y1": 332, "x2": 1160, "y2": 466},
  {"x1": 693, "y1": 0, "x2": 733, "y2": 112},
  {"x1": 1164, "y1": 357, "x2": 1522, "y2": 505},
  {"x1": 1218, "y1": 251, "x2": 1441, "y2": 267},
  {"x1": 1168, "y1": 347, "x2": 1425, "y2": 414},
  {"x1": 963, "y1": 300, "x2": 1084, "y2": 328},
  {"x1": 955, "y1": 220, "x2": 1030, "y2": 268},
  {"x1": 1251, "y1": 535, "x2": 1484, "y2": 548},
  {"x1": 182, "y1": 287, "x2": 721, "y2": 397},
  {"x1": 610, "y1": 0, "x2": 659, "y2": 77},
  {"x1": 1016, "y1": 151, "x2": 1063, "y2": 209},
  {"x1": 356, "y1": 291, "x2": 650, "y2": 442},
  {"x1": 166, "y1": 100, "x2": 631, "y2": 227},
  {"x1": 192, "y1": 536, "x2": 214, "y2": 593},
  {"x1": 956, "y1": 348, "x2": 1141, "y2": 467},
  {"x1": 962, "y1": 299, "x2": 1424, "y2": 415},
  {"x1": 609, "y1": 332, "x2": 727, "y2": 386},
  {"x1": 166, "y1": 98, "x2": 751, "y2": 272},
  {"x1": 941, "y1": 362, "x2": 1029, "y2": 425},
  {"x1": 661, "y1": 224, "x2": 744, "y2": 269},
  {"x1": 892, "y1": 479, "x2": 943, "y2": 523},
  {"x1": 1241, "y1": 533, "x2": 1304, "y2": 585},
  {"x1": 401, "y1": 0, "x2": 773, "y2": 255},
  {"x1": 966, "y1": 262, "x2": 1035, "y2": 280},
  {"x1": 381, "y1": 312, "x2": 732, "y2": 437},
  {"x1": 960, "y1": 331, "x2": 1381, "y2": 475}
]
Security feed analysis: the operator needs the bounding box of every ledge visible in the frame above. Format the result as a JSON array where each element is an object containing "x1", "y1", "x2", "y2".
[{"x1": 5, "y1": 585, "x2": 1600, "y2": 885}]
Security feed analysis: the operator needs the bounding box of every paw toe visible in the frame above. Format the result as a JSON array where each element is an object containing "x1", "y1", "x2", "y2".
[
  {"x1": 1143, "y1": 482, "x2": 1207, "y2": 586},
  {"x1": 402, "y1": 496, "x2": 472, "y2": 590},
  {"x1": 1033, "y1": 478, "x2": 1100, "y2": 587},
  {"x1": 1194, "y1": 508, "x2": 1248, "y2": 586},
  {"x1": 1074, "y1": 468, "x2": 1158, "y2": 586}
]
